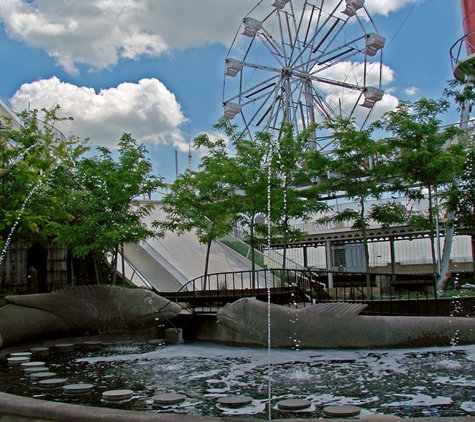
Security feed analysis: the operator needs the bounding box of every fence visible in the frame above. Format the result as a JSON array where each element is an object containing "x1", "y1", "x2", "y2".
[{"x1": 159, "y1": 268, "x2": 460, "y2": 316}]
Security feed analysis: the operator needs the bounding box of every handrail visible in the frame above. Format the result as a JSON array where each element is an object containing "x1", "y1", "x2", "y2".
[
  {"x1": 121, "y1": 255, "x2": 155, "y2": 290},
  {"x1": 160, "y1": 268, "x2": 441, "y2": 315}
]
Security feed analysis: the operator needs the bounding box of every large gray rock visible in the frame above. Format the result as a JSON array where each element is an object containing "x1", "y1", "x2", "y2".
[
  {"x1": 0, "y1": 285, "x2": 181, "y2": 348},
  {"x1": 215, "y1": 297, "x2": 475, "y2": 349}
]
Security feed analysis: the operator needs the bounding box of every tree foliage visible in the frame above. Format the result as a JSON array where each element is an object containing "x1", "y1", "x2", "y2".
[
  {"x1": 267, "y1": 122, "x2": 329, "y2": 268},
  {"x1": 0, "y1": 106, "x2": 87, "y2": 251},
  {"x1": 154, "y1": 127, "x2": 236, "y2": 283},
  {"x1": 373, "y1": 98, "x2": 465, "y2": 275},
  {"x1": 56, "y1": 133, "x2": 163, "y2": 282}
]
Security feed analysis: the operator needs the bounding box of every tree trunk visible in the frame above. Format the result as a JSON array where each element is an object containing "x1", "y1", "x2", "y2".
[
  {"x1": 121, "y1": 244, "x2": 126, "y2": 287},
  {"x1": 439, "y1": 212, "x2": 455, "y2": 289},
  {"x1": 428, "y1": 188, "x2": 439, "y2": 277},
  {"x1": 203, "y1": 240, "x2": 212, "y2": 290},
  {"x1": 360, "y1": 199, "x2": 371, "y2": 292},
  {"x1": 250, "y1": 221, "x2": 256, "y2": 289},
  {"x1": 472, "y1": 234, "x2": 475, "y2": 275},
  {"x1": 93, "y1": 258, "x2": 102, "y2": 285},
  {"x1": 282, "y1": 216, "x2": 289, "y2": 271},
  {"x1": 111, "y1": 244, "x2": 119, "y2": 285}
]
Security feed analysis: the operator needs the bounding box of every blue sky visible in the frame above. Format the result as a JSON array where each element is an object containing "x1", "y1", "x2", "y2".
[{"x1": 0, "y1": 0, "x2": 466, "y2": 183}]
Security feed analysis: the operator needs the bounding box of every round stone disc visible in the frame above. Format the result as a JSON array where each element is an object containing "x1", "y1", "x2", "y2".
[
  {"x1": 152, "y1": 393, "x2": 187, "y2": 405},
  {"x1": 323, "y1": 405, "x2": 361, "y2": 417},
  {"x1": 277, "y1": 398, "x2": 311, "y2": 411},
  {"x1": 30, "y1": 372, "x2": 57, "y2": 381},
  {"x1": 21, "y1": 361, "x2": 46, "y2": 368},
  {"x1": 38, "y1": 378, "x2": 67, "y2": 388},
  {"x1": 10, "y1": 352, "x2": 32, "y2": 357},
  {"x1": 30, "y1": 347, "x2": 49, "y2": 357},
  {"x1": 218, "y1": 395, "x2": 253, "y2": 408},
  {"x1": 7, "y1": 356, "x2": 30, "y2": 364},
  {"x1": 102, "y1": 389, "x2": 134, "y2": 401},
  {"x1": 148, "y1": 338, "x2": 166, "y2": 346},
  {"x1": 24, "y1": 366, "x2": 49, "y2": 374},
  {"x1": 53, "y1": 343, "x2": 75, "y2": 352},
  {"x1": 63, "y1": 383, "x2": 94, "y2": 395}
]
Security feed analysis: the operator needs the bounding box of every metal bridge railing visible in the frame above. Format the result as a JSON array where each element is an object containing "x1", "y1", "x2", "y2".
[{"x1": 160, "y1": 268, "x2": 450, "y2": 316}]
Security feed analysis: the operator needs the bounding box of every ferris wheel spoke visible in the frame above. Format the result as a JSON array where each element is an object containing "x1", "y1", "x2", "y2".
[
  {"x1": 242, "y1": 73, "x2": 281, "y2": 101},
  {"x1": 316, "y1": 37, "x2": 366, "y2": 65},
  {"x1": 245, "y1": 79, "x2": 283, "y2": 128},
  {"x1": 223, "y1": 0, "x2": 385, "y2": 152},
  {"x1": 309, "y1": 74, "x2": 365, "y2": 93},
  {"x1": 292, "y1": 2, "x2": 345, "y2": 68}
]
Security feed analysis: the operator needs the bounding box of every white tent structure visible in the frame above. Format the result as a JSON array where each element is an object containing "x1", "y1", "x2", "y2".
[{"x1": 119, "y1": 202, "x2": 259, "y2": 292}]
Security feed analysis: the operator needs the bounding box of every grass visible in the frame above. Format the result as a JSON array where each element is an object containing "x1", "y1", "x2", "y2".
[{"x1": 442, "y1": 289, "x2": 475, "y2": 298}]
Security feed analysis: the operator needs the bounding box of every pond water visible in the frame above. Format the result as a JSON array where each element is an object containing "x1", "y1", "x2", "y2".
[{"x1": 2, "y1": 341, "x2": 475, "y2": 419}]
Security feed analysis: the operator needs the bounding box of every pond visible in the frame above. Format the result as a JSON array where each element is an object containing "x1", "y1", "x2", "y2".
[{"x1": 2, "y1": 341, "x2": 475, "y2": 419}]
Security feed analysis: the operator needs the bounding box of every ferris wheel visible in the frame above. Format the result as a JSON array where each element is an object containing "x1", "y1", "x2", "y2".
[{"x1": 222, "y1": 0, "x2": 385, "y2": 152}]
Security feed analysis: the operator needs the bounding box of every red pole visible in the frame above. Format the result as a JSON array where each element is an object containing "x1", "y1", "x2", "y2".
[{"x1": 461, "y1": 0, "x2": 475, "y2": 55}]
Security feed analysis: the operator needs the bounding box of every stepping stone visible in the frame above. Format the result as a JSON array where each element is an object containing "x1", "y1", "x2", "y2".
[
  {"x1": 38, "y1": 378, "x2": 67, "y2": 389},
  {"x1": 30, "y1": 347, "x2": 50, "y2": 357},
  {"x1": 360, "y1": 415, "x2": 401, "y2": 420},
  {"x1": 53, "y1": 343, "x2": 75, "y2": 353},
  {"x1": 10, "y1": 352, "x2": 32, "y2": 358},
  {"x1": 21, "y1": 361, "x2": 46, "y2": 368},
  {"x1": 152, "y1": 393, "x2": 187, "y2": 405},
  {"x1": 218, "y1": 395, "x2": 253, "y2": 408},
  {"x1": 323, "y1": 405, "x2": 361, "y2": 417},
  {"x1": 102, "y1": 389, "x2": 134, "y2": 401},
  {"x1": 24, "y1": 366, "x2": 49, "y2": 374},
  {"x1": 148, "y1": 338, "x2": 166, "y2": 346},
  {"x1": 30, "y1": 372, "x2": 57, "y2": 381},
  {"x1": 277, "y1": 398, "x2": 311, "y2": 411},
  {"x1": 63, "y1": 383, "x2": 94, "y2": 395},
  {"x1": 7, "y1": 356, "x2": 30, "y2": 364}
]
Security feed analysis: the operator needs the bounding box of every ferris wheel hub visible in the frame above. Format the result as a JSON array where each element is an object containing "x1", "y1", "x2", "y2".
[{"x1": 281, "y1": 68, "x2": 292, "y2": 78}]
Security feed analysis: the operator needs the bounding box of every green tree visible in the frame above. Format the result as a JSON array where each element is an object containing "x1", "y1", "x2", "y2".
[
  {"x1": 443, "y1": 78, "x2": 475, "y2": 275},
  {"x1": 231, "y1": 136, "x2": 268, "y2": 273},
  {"x1": 267, "y1": 122, "x2": 329, "y2": 269},
  {"x1": 317, "y1": 118, "x2": 384, "y2": 284},
  {"x1": 155, "y1": 132, "x2": 236, "y2": 287},
  {"x1": 0, "y1": 107, "x2": 86, "y2": 253},
  {"x1": 445, "y1": 138, "x2": 475, "y2": 272},
  {"x1": 374, "y1": 98, "x2": 464, "y2": 277},
  {"x1": 56, "y1": 133, "x2": 163, "y2": 283}
]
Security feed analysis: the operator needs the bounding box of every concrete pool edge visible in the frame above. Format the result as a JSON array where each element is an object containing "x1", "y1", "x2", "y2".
[{"x1": 0, "y1": 393, "x2": 474, "y2": 422}]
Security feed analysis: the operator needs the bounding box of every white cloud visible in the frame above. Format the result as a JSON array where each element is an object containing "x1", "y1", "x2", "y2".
[
  {"x1": 314, "y1": 60, "x2": 396, "y2": 123},
  {"x1": 365, "y1": 0, "x2": 419, "y2": 16},
  {"x1": 10, "y1": 77, "x2": 187, "y2": 148},
  {"x1": 0, "y1": 0, "x2": 257, "y2": 73},
  {"x1": 404, "y1": 86, "x2": 420, "y2": 96},
  {"x1": 312, "y1": 0, "x2": 419, "y2": 17},
  {"x1": 0, "y1": 1, "x2": 418, "y2": 74}
]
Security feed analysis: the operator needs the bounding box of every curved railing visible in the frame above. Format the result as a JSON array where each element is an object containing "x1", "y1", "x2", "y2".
[{"x1": 159, "y1": 269, "x2": 451, "y2": 316}]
